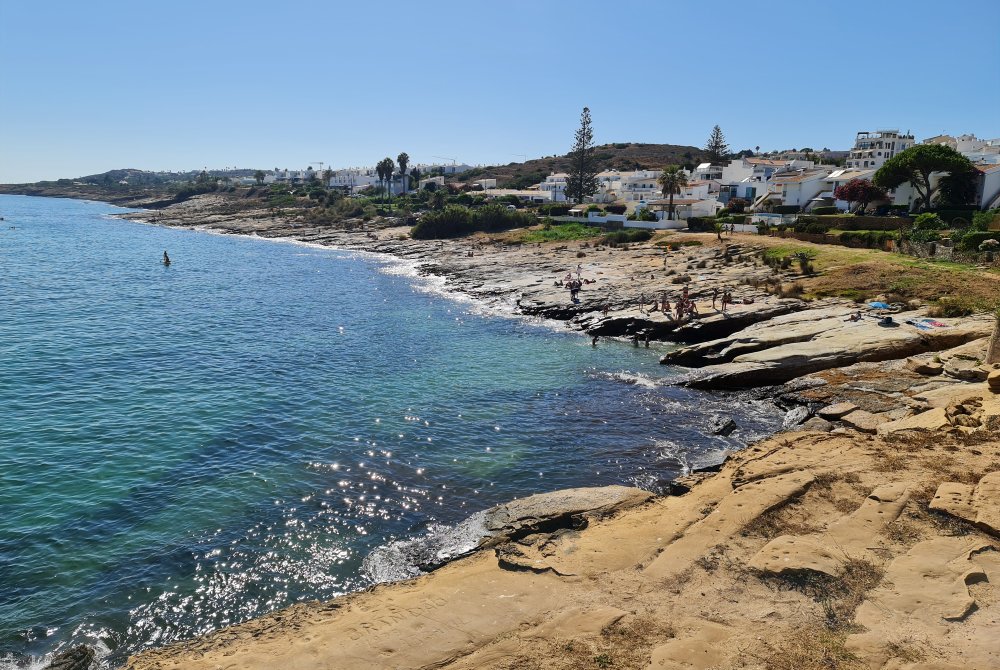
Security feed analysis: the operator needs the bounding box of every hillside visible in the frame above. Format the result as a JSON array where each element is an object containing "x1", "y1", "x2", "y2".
[{"x1": 452, "y1": 143, "x2": 709, "y2": 189}]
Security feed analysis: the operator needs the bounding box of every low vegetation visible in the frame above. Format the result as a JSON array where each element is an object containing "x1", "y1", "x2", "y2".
[
  {"x1": 519, "y1": 222, "x2": 603, "y2": 243},
  {"x1": 410, "y1": 204, "x2": 536, "y2": 239}
]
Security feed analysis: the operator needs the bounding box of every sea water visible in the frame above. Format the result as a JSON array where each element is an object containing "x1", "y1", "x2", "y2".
[{"x1": 0, "y1": 195, "x2": 781, "y2": 667}]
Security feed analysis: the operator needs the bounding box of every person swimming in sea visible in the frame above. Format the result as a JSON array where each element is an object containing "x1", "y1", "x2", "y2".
[{"x1": 163, "y1": 251, "x2": 171, "y2": 266}]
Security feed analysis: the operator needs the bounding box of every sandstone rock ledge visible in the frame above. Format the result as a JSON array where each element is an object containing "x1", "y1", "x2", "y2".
[
  {"x1": 669, "y1": 306, "x2": 993, "y2": 389},
  {"x1": 127, "y1": 384, "x2": 1000, "y2": 670}
]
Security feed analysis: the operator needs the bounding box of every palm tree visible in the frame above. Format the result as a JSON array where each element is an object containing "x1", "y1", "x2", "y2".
[
  {"x1": 374, "y1": 161, "x2": 385, "y2": 201},
  {"x1": 397, "y1": 152, "x2": 409, "y2": 192},
  {"x1": 375, "y1": 158, "x2": 397, "y2": 202},
  {"x1": 657, "y1": 165, "x2": 688, "y2": 221},
  {"x1": 322, "y1": 168, "x2": 333, "y2": 188},
  {"x1": 254, "y1": 170, "x2": 265, "y2": 185}
]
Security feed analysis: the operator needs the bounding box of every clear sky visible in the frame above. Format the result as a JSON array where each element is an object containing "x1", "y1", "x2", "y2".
[{"x1": 1, "y1": 0, "x2": 997, "y2": 183}]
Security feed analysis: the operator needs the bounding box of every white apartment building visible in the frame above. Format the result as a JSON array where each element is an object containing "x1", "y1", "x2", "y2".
[
  {"x1": 691, "y1": 163, "x2": 723, "y2": 181},
  {"x1": 414, "y1": 162, "x2": 474, "y2": 175},
  {"x1": 538, "y1": 173, "x2": 568, "y2": 201},
  {"x1": 619, "y1": 170, "x2": 662, "y2": 202},
  {"x1": 924, "y1": 134, "x2": 1000, "y2": 159},
  {"x1": 759, "y1": 169, "x2": 834, "y2": 210},
  {"x1": 846, "y1": 129, "x2": 914, "y2": 169},
  {"x1": 719, "y1": 157, "x2": 815, "y2": 206}
]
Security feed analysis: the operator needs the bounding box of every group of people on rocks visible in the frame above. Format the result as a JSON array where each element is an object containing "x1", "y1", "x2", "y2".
[
  {"x1": 712, "y1": 287, "x2": 736, "y2": 312},
  {"x1": 556, "y1": 264, "x2": 595, "y2": 303}
]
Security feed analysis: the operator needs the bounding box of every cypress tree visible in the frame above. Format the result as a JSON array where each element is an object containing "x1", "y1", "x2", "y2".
[{"x1": 565, "y1": 107, "x2": 599, "y2": 204}]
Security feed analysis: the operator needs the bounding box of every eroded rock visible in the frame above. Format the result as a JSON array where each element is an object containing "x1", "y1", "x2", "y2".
[{"x1": 929, "y1": 471, "x2": 1000, "y2": 536}]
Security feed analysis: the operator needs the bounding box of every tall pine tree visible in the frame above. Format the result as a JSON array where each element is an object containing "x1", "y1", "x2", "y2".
[
  {"x1": 565, "y1": 107, "x2": 599, "y2": 204},
  {"x1": 704, "y1": 125, "x2": 729, "y2": 164}
]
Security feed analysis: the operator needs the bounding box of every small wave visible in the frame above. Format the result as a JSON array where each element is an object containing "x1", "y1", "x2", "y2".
[
  {"x1": 591, "y1": 370, "x2": 661, "y2": 388},
  {"x1": 362, "y1": 510, "x2": 490, "y2": 583},
  {"x1": 0, "y1": 654, "x2": 47, "y2": 670}
]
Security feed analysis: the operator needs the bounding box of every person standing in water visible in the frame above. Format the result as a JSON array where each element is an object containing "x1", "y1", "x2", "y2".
[{"x1": 163, "y1": 251, "x2": 171, "y2": 266}]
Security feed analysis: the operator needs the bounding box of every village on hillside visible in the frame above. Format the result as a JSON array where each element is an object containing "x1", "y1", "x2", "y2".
[{"x1": 258, "y1": 129, "x2": 1000, "y2": 226}]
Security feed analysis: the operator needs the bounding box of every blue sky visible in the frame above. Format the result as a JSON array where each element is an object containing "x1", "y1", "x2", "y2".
[{"x1": 1, "y1": 0, "x2": 997, "y2": 183}]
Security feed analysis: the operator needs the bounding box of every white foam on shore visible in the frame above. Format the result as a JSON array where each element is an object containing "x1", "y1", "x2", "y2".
[
  {"x1": 163, "y1": 225, "x2": 575, "y2": 334},
  {"x1": 592, "y1": 370, "x2": 661, "y2": 388},
  {"x1": 362, "y1": 511, "x2": 491, "y2": 584}
]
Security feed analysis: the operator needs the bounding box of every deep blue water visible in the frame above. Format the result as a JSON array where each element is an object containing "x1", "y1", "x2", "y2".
[{"x1": 0, "y1": 195, "x2": 781, "y2": 667}]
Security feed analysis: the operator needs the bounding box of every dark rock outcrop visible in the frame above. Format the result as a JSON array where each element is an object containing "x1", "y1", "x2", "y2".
[{"x1": 44, "y1": 646, "x2": 95, "y2": 670}]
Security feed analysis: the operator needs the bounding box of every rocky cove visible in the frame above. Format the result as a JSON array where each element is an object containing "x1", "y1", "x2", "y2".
[{"x1": 33, "y1": 193, "x2": 1000, "y2": 669}]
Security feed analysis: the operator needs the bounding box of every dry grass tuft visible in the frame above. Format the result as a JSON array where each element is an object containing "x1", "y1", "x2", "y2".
[
  {"x1": 749, "y1": 624, "x2": 866, "y2": 670},
  {"x1": 756, "y1": 557, "x2": 885, "y2": 632},
  {"x1": 873, "y1": 451, "x2": 909, "y2": 472},
  {"x1": 552, "y1": 613, "x2": 674, "y2": 670},
  {"x1": 881, "y1": 520, "x2": 923, "y2": 546},
  {"x1": 739, "y1": 503, "x2": 820, "y2": 540},
  {"x1": 884, "y1": 639, "x2": 925, "y2": 663}
]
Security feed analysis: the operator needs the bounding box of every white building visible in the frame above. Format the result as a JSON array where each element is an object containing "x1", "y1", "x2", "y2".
[
  {"x1": 691, "y1": 163, "x2": 723, "y2": 181},
  {"x1": 822, "y1": 168, "x2": 877, "y2": 211},
  {"x1": 478, "y1": 188, "x2": 551, "y2": 203},
  {"x1": 538, "y1": 173, "x2": 568, "y2": 201},
  {"x1": 418, "y1": 175, "x2": 446, "y2": 190},
  {"x1": 619, "y1": 170, "x2": 662, "y2": 202},
  {"x1": 328, "y1": 168, "x2": 379, "y2": 193},
  {"x1": 718, "y1": 157, "x2": 817, "y2": 207},
  {"x1": 414, "y1": 162, "x2": 474, "y2": 176},
  {"x1": 758, "y1": 169, "x2": 834, "y2": 210},
  {"x1": 846, "y1": 130, "x2": 915, "y2": 169},
  {"x1": 924, "y1": 134, "x2": 1000, "y2": 160},
  {"x1": 975, "y1": 163, "x2": 1000, "y2": 210}
]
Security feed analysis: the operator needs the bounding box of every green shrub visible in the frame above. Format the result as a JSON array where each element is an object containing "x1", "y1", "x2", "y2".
[
  {"x1": 933, "y1": 207, "x2": 979, "y2": 223},
  {"x1": 812, "y1": 216, "x2": 910, "y2": 231},
  {"x1": 972, "y1": 209, "x2": 999, "y2": 231},
  {"x1": 960, "y1": 231, "x2": 1000, "y2": 251},
  {"x1": 600, "y1": 229, "x2": 653, "y2": 246},
  {"x1": 811, "y1": 206, "x2": 841, "y2": 215},
  {"x1": 912, "y1": 213, "x2": 946, "y2": 231},
  {"x1": 522, "y1": 222, "x2": 602, "y2": 243},
  {"x1": 774, "y1": 205, "x2": 801, "y2": 214},
  {"x1": 539, "y1": 204, "x2": 571, "y2": 216},
  {"x1": 605, "y1": 204, "x2": 627, "y2": 215},
  {"x1": 629, "y1": 208, "x2": 657, "y2": 222},
  {"x1": 716, "y1": 207, "x2": 731, "y2": 217},
  {"x1": 410, "y1": 205, "x2": 472, "y2": 238},
  {"x1": 839, "y1": 230, "x2": 898, "y2": 248},
  {"x1": 727, "y1": 198, "x2": 749, "y2": 213},
  {"x1": 410, "y1": 204, "x2": 536, "y2": 239},
  {"x1": 686, "y1": 216, "x2": 717, "y2": 232}
]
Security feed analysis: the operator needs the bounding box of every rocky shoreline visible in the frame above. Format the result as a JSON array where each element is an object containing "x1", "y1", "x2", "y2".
[{"x1": 19, "y1": 192, "x2": 1000, "y2": 669}]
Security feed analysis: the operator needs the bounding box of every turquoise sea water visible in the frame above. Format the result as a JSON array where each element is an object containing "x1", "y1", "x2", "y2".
[{"x1": 0, "y1": 195, "x2": 781, "y2": 668}]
